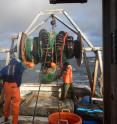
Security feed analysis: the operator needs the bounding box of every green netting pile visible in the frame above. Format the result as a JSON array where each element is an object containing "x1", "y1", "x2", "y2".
[
  {"x1": 39, "y1": 68, "x2": 57, "y2": 83},
  {"x1": 25, "y1": 37, "x2": 33, "y2": 62}
]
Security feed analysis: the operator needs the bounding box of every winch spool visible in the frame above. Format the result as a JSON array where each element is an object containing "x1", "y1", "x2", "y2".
[
  {"x1": 74, "y1": 32, "x2": 83, "y2": 66},
  {"x1": 32, "y1": 37, "x2": 41, "y2": 64},
  {"x1": 25, "y1": 37, "x2": 33, "y2": 62},
  {"x1": 18, "y1": 32, "x2": 35, "y2": 68},
  {"x1": 64, "y1": 36, "x2": 74, "y2": 59},
  {"x1": 39, "y1": 29, "x2": 49, "y2": 48}
]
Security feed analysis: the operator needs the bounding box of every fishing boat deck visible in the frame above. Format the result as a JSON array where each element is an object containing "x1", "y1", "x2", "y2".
[
  {"x1": 20, "y1": 95, "x2": 74, "y2": 116},
  {"x1": 0, "y1": 83, "x2": 91, "y2": 123},
  {"x1": 0, "y1": 97, "x2": 74, "y2": 124}
]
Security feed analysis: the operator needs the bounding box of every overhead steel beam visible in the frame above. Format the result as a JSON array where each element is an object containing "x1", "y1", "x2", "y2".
[
  {"x1": 54, "y1": 15, "x2": 78, "y2": 34},
  {"x1": 49, "y1": 0, "x2": 87, "y2": 4},
  {"x1": 27, "y1": 16, "x2": 50, "y2": 36},
  {"x1": 62, "y1": 10, "x2": 94, "y2": 48}
]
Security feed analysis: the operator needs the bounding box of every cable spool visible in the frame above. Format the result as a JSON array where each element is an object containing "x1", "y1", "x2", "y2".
[
  {"x1": 56, "y1": 31, "x2": 65, "y2": 47},
  {"x1": 39, "y1": 29, "x2": 49, "y2": 48},
  {"x1": 25, "y1": 37, "x2": 33, "y2": 62},
  {"x1": 39, "y1": 29, "x2": 50, "y2": 67},
  {"x1": 54, "y1": 31, "x2": 66, "y2": 63},
  {"x1": 74, "y1": 33, "x2": 83, "y2": 66},
  {"x1": 19, "y1": 32, "x2": 27, "y2": 61},
  {"x1": 64, "y1": 36, "x2": 74, "y2": 59},
  {"x1": 18, "y1": 32, "x2": 35, "y2": 68},
  {"x1": 32, "y1": 37, "x2": 41, "y2": 64}
]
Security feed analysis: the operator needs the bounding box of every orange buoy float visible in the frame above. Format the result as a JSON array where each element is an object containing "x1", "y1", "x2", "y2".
[{"x1": 50, "y1": 62, "x2": 57, "y2": 69}]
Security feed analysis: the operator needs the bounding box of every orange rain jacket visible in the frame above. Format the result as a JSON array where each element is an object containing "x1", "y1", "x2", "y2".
[{"x1": 63, "y1": 65, "x2": 73, "y2": 84}]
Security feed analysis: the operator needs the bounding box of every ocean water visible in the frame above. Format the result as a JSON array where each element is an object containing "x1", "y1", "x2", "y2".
[
  {"x1": 1, "y1": 58, "x2": 103, "y2": 95},
  {"x1": 0, "y1": 58, "x2": 95, "y2": 86}
]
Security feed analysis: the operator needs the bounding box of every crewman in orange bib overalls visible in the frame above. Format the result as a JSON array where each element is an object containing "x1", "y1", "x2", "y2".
[
  {"x1": 0, "y1": 58, "x2": 25, "y2": 124},
  {"x1": 60, "y1": 62, "x2": 73, "y2": 100}
]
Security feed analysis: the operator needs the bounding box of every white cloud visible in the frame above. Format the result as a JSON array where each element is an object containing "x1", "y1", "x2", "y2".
[{"x1": 0, "y1": 0, "x2": 102, "y2": 49}]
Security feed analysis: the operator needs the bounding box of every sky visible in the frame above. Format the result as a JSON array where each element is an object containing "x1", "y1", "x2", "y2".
[{"x1": 0, "y1": 0, "x2": 102, "y2": 59}]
